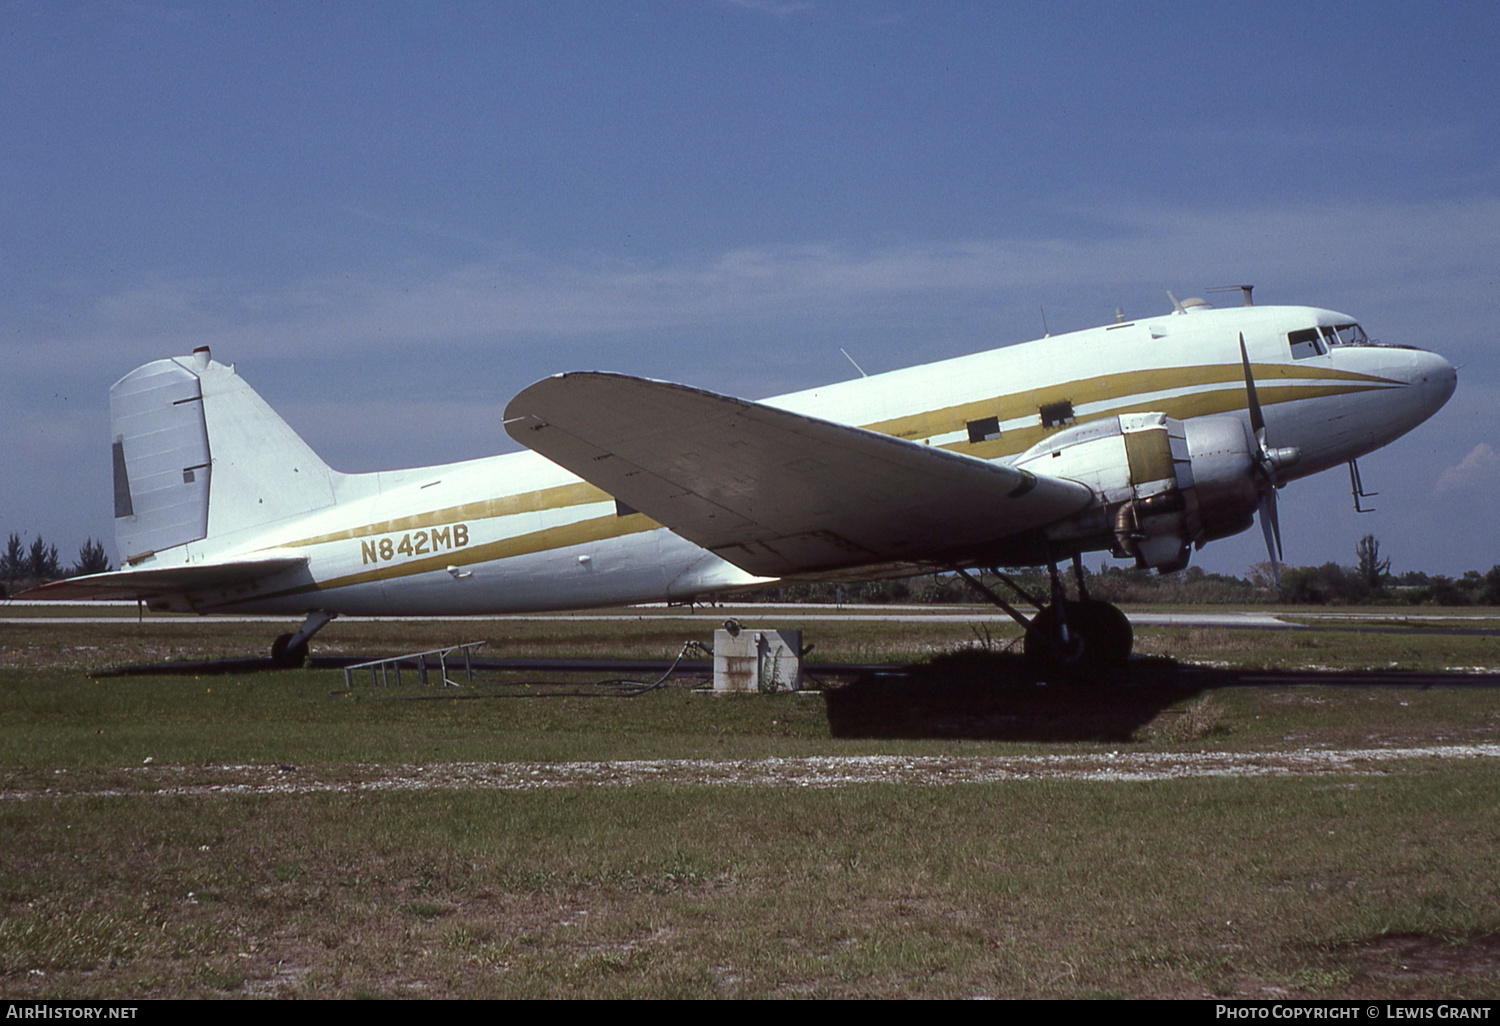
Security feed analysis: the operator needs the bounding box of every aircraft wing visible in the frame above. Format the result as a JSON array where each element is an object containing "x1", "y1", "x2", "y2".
[
  {"x1": 504, "y1": 372, "x2": 1094, "y2": 577},
  {"x1": 21, "y1": 554, "x2": 308, "y2": 602}
]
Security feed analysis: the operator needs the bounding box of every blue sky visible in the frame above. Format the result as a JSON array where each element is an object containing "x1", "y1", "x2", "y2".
[{"x1": 4, "y1": 0, "x2": 1497, "y2": 579}]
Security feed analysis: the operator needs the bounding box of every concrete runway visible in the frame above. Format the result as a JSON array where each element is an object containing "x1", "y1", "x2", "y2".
[{"x1": 5, "y1": 600, "x2": 1499, "y2": 631}]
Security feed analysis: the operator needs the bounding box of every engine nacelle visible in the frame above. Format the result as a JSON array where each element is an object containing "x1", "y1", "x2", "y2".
[
  {"x1": 1013, "y1": 413, "x2": 1262, "y2": 572},
  {"x1": 1182, "y1": 415, "x2": 1263, "y2": 544}
]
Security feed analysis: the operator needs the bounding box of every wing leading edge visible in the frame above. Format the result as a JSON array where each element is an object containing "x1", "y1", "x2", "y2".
[{"x1": 503, "y1": 372, "x2": 1093, "y2": 578}]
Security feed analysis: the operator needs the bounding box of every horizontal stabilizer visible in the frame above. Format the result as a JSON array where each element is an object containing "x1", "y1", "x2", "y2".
[
  {"x1": 22, "y1": 554, "x2": 308, "y2": 602},
  {"x1": 504, "y1": 372, "x2": 1093, "y2": 577}
]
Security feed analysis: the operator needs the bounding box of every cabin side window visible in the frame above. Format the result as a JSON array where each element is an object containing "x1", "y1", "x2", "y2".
[
  {"x1": 966, "y1": 416, "x2": 1001, "y2": 443},
  {"x1": 1288, "y1": 328, "x2": 1327, "y2": 359},
  {"x1": 1038, "y1": 400, "x2": 1075, "y2": 429}
]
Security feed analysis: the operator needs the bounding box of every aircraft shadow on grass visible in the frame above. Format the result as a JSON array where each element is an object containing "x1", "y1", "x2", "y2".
[{"x1": 819, "y1": 651, "x2": 1500, "y2": 743}]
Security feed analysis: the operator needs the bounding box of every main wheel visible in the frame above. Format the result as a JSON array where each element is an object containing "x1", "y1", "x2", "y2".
[
  {"x1": 1071, "y1": 599, "x2": 1133, "y2": 668},
  {"x1": 270, "y1": 632, "x2": 309, "y2": 669},
  {"x1": 1023, "y1": 599, "x2": 1132, "y2": 683}
]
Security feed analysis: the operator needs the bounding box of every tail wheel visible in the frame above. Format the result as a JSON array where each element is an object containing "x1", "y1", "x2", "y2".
[
  {"x1": 270, "y1": 632, "x2": 310, "y2": 669},
  {"x1": 1023, "y1": 599, "x2": 1133, "y2": 682}
]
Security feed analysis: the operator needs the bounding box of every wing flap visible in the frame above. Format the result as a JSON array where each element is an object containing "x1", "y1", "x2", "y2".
[{"x1": 504, "y1": 372, "x2": 1093, "y2": 577}]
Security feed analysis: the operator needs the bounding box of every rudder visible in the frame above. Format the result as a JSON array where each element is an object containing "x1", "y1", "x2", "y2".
[{"x1": 111, "y1": 347, "x2": 337, "y2": 560}]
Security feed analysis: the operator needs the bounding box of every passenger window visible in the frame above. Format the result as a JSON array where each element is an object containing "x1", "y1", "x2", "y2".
[
  {"x1": 967, "y1": 416, "x2": 1001, "y2": 443},
  {"x1": 1039, "y1": 400, "x2": 1075, "y2": 428}
]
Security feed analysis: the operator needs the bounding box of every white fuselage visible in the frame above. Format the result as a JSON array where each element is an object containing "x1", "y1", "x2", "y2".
[{"x1": 143, "y1": 303, "x2": 1456, "y2": 615}]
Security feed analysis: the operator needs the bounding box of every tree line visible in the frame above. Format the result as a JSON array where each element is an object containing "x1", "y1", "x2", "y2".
[{"x1": 1, "y1": 534, "x2": 111, "y2": 596}]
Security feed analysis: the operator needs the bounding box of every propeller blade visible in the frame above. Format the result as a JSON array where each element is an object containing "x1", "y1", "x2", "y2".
[
  {"x1": 1238, "y1": 332, "x2": 1267, "y2": 445},
  {"x1": 1258, "y1": 491, "x2": 1284, "y2": 593},
  {"x1": 1243, "y1": 332, "x2": 1285, "y2": 591},
  {"x1": 1259, "y1": 493, "x2": 1283, "y2": 563}
]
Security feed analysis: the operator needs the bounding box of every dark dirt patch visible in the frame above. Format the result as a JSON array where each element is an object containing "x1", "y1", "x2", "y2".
[{"x1": 1344, "y1": 933, "x2": 1500, "y2": 981}]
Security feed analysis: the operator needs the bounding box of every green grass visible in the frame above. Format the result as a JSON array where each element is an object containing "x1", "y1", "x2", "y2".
[
  {"x1": 3, "y1": 773, "x2": 1498, "y2": 998},
  {"x1": 2, "y1": 613, "x2": 1499, "y2": 998},
  {"x1": 1134, "y1": 624, "x2": 1500, "y2": 673}
]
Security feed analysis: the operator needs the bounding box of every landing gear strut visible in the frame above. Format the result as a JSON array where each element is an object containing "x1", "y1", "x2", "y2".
[
  {"x1": 956, "y1": 557, "x2": 1133, "y2": 683},
  {"x1": 270, "y1": 610, "x2": 336, "y2": 668}
]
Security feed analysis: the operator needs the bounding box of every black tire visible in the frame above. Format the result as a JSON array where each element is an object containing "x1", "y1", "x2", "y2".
[
  {"x1": 270, "y1": 632, "x2": 309, "y2": 669},
  {"x1": 1023, "y1": 599, "x2": 1132, "y2": 683},
  {"x1": 1072, "y1": 599, "x2": 1134, "y2": 668}
]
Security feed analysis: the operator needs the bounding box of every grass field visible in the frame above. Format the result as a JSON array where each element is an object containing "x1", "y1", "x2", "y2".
[{"x1": 2, "y1": 607, "x2": 1498, "y2": 999}]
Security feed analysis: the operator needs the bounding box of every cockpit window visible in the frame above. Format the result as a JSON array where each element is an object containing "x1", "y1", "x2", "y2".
[
  {"x1": 1288, "y1": 327, "x2": 1327, "y2": 359},
  {"x1": 1289, "y1": 322, "x2": 1371, "y2": 357},
  {"x1": 1328, "y1": 323, "x2": 1368, "y2": 346}
]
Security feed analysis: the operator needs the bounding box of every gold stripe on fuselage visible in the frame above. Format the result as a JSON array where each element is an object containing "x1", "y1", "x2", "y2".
[
  {"x1": 280, "y1": 480, "x2": 614, "y2": 549},
  {"x1": 956, "y1": 379, "x2": 1394, "y2": 460},
  {"x1": 246, "y1": 511, "x2": 660, "y2": 602},
  {"x1": 864, "y1": 362, "x2": 1397, "y2": 445}
]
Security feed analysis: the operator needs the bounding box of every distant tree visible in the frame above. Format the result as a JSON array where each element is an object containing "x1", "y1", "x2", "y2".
[
  {"x1": 913, "y1": 573, "x2": 964, "y2": 604},
  {"x1": 1279, "y1": 566, "x2": 1318, "y2": 604},
  {"x1": 2, "y1": 533, "x2": 25, "y2": 594},
  {"x1": 74, "y1": 537, "x2": 112, "y2": 576},
  {"x1": 1355, "y1": 535, "x2": 1391, "y2": 593},
  {"x1": 1248, "y1": 561, "x2": 1285, "y2": 593},
  {"x1": 1426, "y1": 575, "x2": 1472, "y2": 607},
  {"x1": 1282, "y1": 562, "x2": 1368, "y2": 605},
  {"x1": 1, "y1": 533, "x2": 23, "y2": 576},
  {"x1": 26, "y1": 535, "x2": 61, "y2": 581},
  {"x1": 1485, "y1": 566, "x2": 1500, "y2": 606}
]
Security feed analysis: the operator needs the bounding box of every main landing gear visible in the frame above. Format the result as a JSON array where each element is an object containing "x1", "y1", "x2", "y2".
[
  {"x1": 270, "y1": 610, "x2": 336, "y2": 668},
  {"x1": 956, "y1": 556, "x2": 1133, "y2": 683}
]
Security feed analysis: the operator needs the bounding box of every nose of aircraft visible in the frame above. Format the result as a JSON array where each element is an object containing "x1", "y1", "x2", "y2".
[
  {"x1": 1337, "y1": 344, "x2": 1457, "y2": 449},
  {"x1": 1407, "y1": 348, "x2": 1458, "y2": 419}
]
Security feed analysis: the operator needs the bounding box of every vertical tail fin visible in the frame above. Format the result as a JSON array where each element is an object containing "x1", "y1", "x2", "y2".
[{"x1": 111, "y1": 347, "x2": 337, "y2": 560}]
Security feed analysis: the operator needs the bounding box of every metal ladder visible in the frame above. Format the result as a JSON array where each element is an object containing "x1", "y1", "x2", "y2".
[{"x1": 340, "y1": 641, "x2": 486, "y2": 690}]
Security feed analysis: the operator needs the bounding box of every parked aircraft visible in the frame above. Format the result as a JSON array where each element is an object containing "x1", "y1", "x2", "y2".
[{"x1": 32, "y1": 291, "x2": 1456, "y2": 678}]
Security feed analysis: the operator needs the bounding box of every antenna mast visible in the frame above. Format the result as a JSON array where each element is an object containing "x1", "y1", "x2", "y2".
[{"x1": 1207, "y1": 284, "x2": 1256, "y2": 307}]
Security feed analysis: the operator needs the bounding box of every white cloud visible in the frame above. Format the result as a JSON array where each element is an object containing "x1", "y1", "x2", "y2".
[
  {"x1": 719, "y1": 0, "x2": 814, "y2": 18},
  {"x1": 5, "y1": 194, "x2": 1498, "y2": 385},
  {"x1": 1437, "y1": 442, "x2": 1500, "y2": 493}
]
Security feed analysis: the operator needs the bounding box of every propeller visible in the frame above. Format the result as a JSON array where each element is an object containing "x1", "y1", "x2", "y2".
[{"x1": 1237, "y1": 333, "x2": 1299, "y2": 587}]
